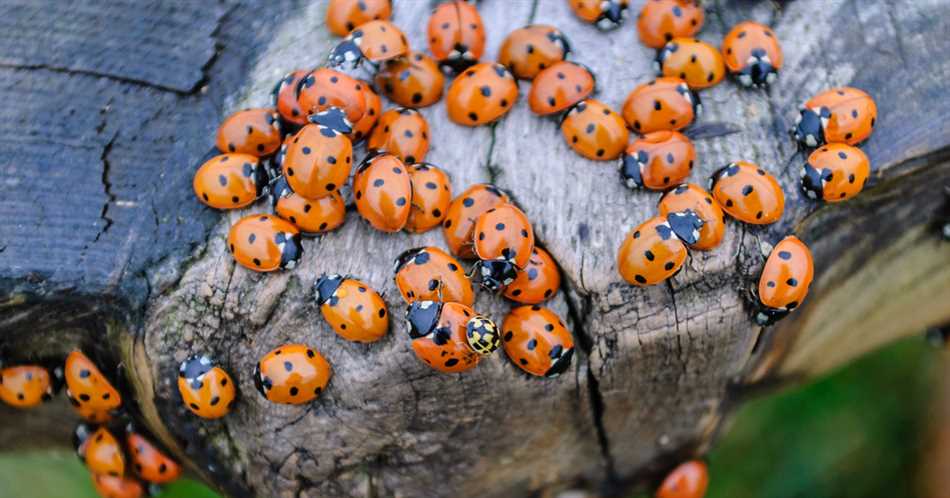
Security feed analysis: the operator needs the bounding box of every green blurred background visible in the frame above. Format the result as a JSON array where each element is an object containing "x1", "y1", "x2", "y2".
[{"x1": 0, "y1": 337, "x2": 944, "y2": 498}]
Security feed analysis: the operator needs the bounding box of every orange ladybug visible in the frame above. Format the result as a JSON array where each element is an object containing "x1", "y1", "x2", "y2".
[
  {"x1": 297, "y1": 68, "x2": 366, "y2": 124},
  {"x1": 325, "y1": 0, "x2": 392, "y2": 37},
  {"x1": 271, "y1": 177, "x2": 346, "y2": 234},
  {"x1": 64, "y1": 351, "x2": 121, "y2": 419},
  {"x1": 620, "y1": 130, "x2": 695, "y2": 190},
  {"x1": 314, "y1": 274, "x2": 389, "y2": 343},
  {"x1": 501, "y1": 305, "x2": 574, "y2": 377},
  {"x1": 406, "y1": 162, "x2": 452, "y2": 233},
  {"x1": 442, "y1": 183, "x2": 510, "y2": 259},
  {"x1": 272, "y1": 70, "x2": 309, "y2": 127},
  {"x1": 793, "y1": 87, "x2": 877, "y2": 147},
  {"x1": 177, "y1": 354, "x2": 237, "y2": 419},
  {"x1": 394, "y1": 246, "x2": 474, "y2": 306},
  {"x1": 427, "y1": 0, "x2": 486, "y2": 73},
  {"x1": 282, "y1": 110, "x2": 353, "y2": 200},
  {"x1": 84, "y1": 427, "x2": 125, "y2": 476},
  {"x1": 637, "y1": 0, "x2": 704, "y2": 49},
  {"x1": 227, "y1": 214, "x2": 302, "y2": 272},
  {"x1": 216, "y1": 108, "x2": 281, "y2": 157},
  {"x1": 368, "y1": 108, "x2": 430, "y2": 164},
  {"x1": 497, "y1": 24, "x2": 570, "y2": 80},
  {"x1": 657, "y1": 460, "x2": 709, "y2": 498},
  {"x1": 254, "y1": 344, "x2": 332, "y2": 404},
  {"x1": 656, "y1": 38, "x2": 726, "y2": 90},
  {"x1": 473, "y1": 203, "x2": 535, "y2": 292},
  {"x1": 801, "y1": 143, "x2": 870, "y2": 202},
  {"x1": 528, "y1": 61, "x2": 595, "y2": 116},
  {"x1": 722, "y1": 21, "x2": 783, "y2": 87},
  {"x1": 91, "y1": 474, "x2": 144, "y2": 498},
  {"x1": 352, "y1": 152, "x2": 412, "y2": 232},
  {"x1": 503, "y1": 247, "x2": 561, "y2": 304},
  {"x1": 561, "y1": 99, "x2": 629, "y2": 160},
  {"x1": 405, "y1": 301, "x2": 482, "y2": 373},
  {"x1": 126, "y1": 429, "x2": 180, "y2": 484},
  {"x1": 569, "y1": 0, "x2": 630, "y2": 30},
  {"x1": 756, "y1": 235, "x2": 814, "y2": 325},
  {"x1": 0, "y1": 364, "x2": 55, "y2": 408},
  {"x1": 658, "y1": 184, "x2": 725, "y2": 251},
  {"x1": 622, "y1": 77, "x2": 699, "y2": 134},
  {"x1": 328, "y1": 19, "x2": 409, "y2": 68},
  {"x1": 194, "y1": 153, "x2": 267, "y2": 209},
  {"x1": 351, "y1": 80, "x2": 381, "y2": 143},
  {"x1": 710, "y1": 161, "x2": 785, "y2": 224},
  {"x1": 375, "y1": 51, "x2": 445, "y2": 108},
  {"x1": 617, "y1": 211, "x2": 702, "y2": 286},
  {"x1": 447, "y1": 63, "x2": 519, "y2": 126}
]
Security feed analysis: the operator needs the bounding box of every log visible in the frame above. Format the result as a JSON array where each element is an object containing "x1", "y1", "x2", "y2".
[{"x1": 2, "y1": 0, "x2": 950, "y2": 497}]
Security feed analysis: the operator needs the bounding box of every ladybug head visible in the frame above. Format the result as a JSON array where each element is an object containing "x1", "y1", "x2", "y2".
[
  {"x1": 800, "y1": 161, "x2": 828, "y2": 200},
  {"x1": 252, "y1": 361, "x2": 270, "y2": 398},
  {"x1": 754, "y1": 306, "x2": 789, "y2": 326},
  {"x1": 667, "y1": 209, "x2": 704, "y2": 246},
  {"x1": 465, "y1": 315, "x2": 500, "y2": 355},
  {"x1": 544, "y1": 345, "x2": 574, "y2": 377},
  {"x1": 439, "y1": 47, "x2": 479, "y2": 75},
  {"x1": 313, "y1": 274, "x2": 344, "y2": 306},
  {"x1": 252, "y1": 159, "x2": 271, "y2": 198},
  {"x1": 547, "y1": 28, "x2": 572, "y2": 57},
  {"x1": 276, "y1": 232, "x2": 303, "y2": 270},
  {"x1": 675, "y1": 82, "x2": 702, "y2": 115},
  {"x1": 596, "y1": 0, "x2": 628, "y2": 30},
  {"x1": 179, "y1": 355, "x2": 213, "y2": 382},
  {"x1": 738, "y1": 49, "x2": 778, "y2": 88},
  {"x1": 269, "y1": 176, "x2": 294, "y2": 208},
  {"x1": 619, "y1": 148, "x2": 646, "y2": 190},
  {"x1": 793, "y1": 107, "x2": 828, "y2": 148},
  {"x1": 73, "y1": 423, "x2": 93, "y2": 457},
  {"x1": 308, "y1": 107, "x2": 353, "y2": 135},
  {"x1": 327, "y1": 30, "x2": 365, "y2": 69},
  {"x1": 477, "y1": 259, "x2": 518, "y2": 293},
  {"x1": 405, "y1": 300, "x2": 443, "y2": 340},
  {"x1": 394, "y1": 247, "x2": 427, "y2": 274}
]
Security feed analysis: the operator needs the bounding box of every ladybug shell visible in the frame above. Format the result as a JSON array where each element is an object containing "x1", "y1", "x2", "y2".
[
  {"x1": 406, "y1": 163, "x2": 452, "y2": 233},
  {"x1": 177, "y1": 355, "x2": 237, "y2": 419},
  {"x1": 758, "y1": 235, "x2": 814, "y2": 312},
  {"x1": 442, "y1": 183, "x2": 510, "y2": 259},
  {"x1": 569, "y1": 0, "x2": 630, "y2": 30},
  {"x1": 503, "y1": 247, "x2": 561, "y2": 304},
  {"x1": 620, "y1": 130, "x2": 695, "y2": 190},
  {"x1": 529, "y1": 61, "x2": 595, "y2": 116},
  {"x1": 0, "y1": 365, "x2": 52, "y2": 408},
  {"x1": 272, "y1": 70, "x2": 308, "y2": 126},
  {"x1": 275, "y1": 188, "x2": 346, "y2": 235},
  {"x1": 498, "y1": 24, "x2": 569, "y2": 80},
  {"x1": 85, "y1": 427, "x2": 125, "y2": 476},
  {"x1": 351, "y1": 81, "x2": 381, "y2": 143},
  {"x1": 325, "y1": 0, "x2": 392, "y2": 37},
  {"x1": 353, "y1": 20, "x2": 409, "y2": 63},
  {"x1": 64, "y1": 350, "x2": 121, "y2": 415},
  {"x1": 194, "y1": 153, "x2": 266, "y2": 209},
  {"x1": 92, "y1": 474, "x2": 144, "y2": 498},
  {"x1": 368, "y1": 108, "x2": 430, "y2": 165},
  {"x1": 637, "y1": 0, "x2": 704, "y2": 49},
  {"x1": 353, "y1": 153, "x2": 412, "y2": 232},
  {"x1": 216, "y1": 108, "x2": 281, "y2": 157},
  {"x1": 622, "y1": 77, "x2": 697, "y2": 134},
  {"x1": 394, "y1": 246, "x2": 473, "y2": 306},
  {"x1": 561, "y1": 99, "x2": 629, "y2": 160},
  {"x1": 317, "y1": 277, "x2": 390, "y2": 343},
  {"x1": 408, "y1": 302, "x2": 481, "y2": 373},
  {"x1": 473, "y1": 203, "x2": 535, "y2": 269},
  {"x1": 127, "y1": 432, "x2": 181, "y2": 484},
  {"x1": 657, "y1": 460, "x2": 709, "y2": 498},
  {"x1": 804, "y1": 87, "x2": 877, "y2": 146},
  {"x1": 617, "y1": 215, "x2": 687, "y2": 286},
  {"x1": 254, "y1": 344, "x2": 332, "y2": 404},
  {"x1": 427, "y1": 0, "x2": 486, "y2": 72},
  {"x1": 447, "y1": 63, "x2": 519, "y2": 126},
  {"x1": 658, "y1": 184, "x2": 725, "y2": 251},
  {"x1": 657, "y1": 38, "x2": 726, "y2": 90},
  {"x1": 282, "y1": 124, "x2": 352, "y2": 200},
  {"x1": 710, "y1": 161, "x2": 785, "y2": 224},
  {"x1": 375, "y1": 51, "x2": 445, "y2": 108},
  {"x1": 722, "y1": 21, "x2": 783, "y2": 87},
  {"x1": 501, "y1": 305, "x2": 574, "y2": 377},
  {"x1": 297, "y1": 68, "x2": 367, "y2": 123},
  {"x1": 802, "y1": 143, "x2": 870, "y2": 202},
  {"x1": 227, "y1": 214, "x2": 302, "y2": 272}
]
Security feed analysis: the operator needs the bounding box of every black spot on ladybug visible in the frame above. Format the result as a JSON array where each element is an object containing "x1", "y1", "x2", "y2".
[
  {"x1": 396, "y1": 197, "x2": 407, "y2": 206},
  {"x1": 767, "y1": 281, "x2": 776, "y2": 288},
  {"x1": 664, "y1": 262, "x2": 675, "y2": 271},
  {"x1": 283, "y1": 361, "x2": 294, "y2": 372},
  {"x1": 190, "y1": 403, "x2": 200, "y2": 410},
  {"x1": 393, "y1": 167, "x2": 403, "y2": 174},
  {"x1": 742, "y1": 185, "x2": 753, "y2": 196},
  {"x1": 845, "y1": 132, "x2": 853, "y2": 140},
  {"x1": 778, "y1": 251, "x2": 791, "y2": 260},
  {"x1": 379, "y1": 308, "x2": 386, "y2": 318},
  {"x1": 326, "y1": 183, "x2": 336, "y2": 191},
  {"x1": 468, "y1": 112, "x2": 479, "y2": 121},
  {"x1": 725, "y1": 199, "x2": 734, "y2": 207},
  {"x1": 462, "y1": 197, "x2": 474, "y2": 207},
  {"x1": 635, "y1": 274, "x2": 647, "y2": 284},
  {"x1": 528, "y1": 268, "x2": 539, "y2": 280},
  {"x1": 707, "y1": 72, "x2": 715, "y2": 82},
  {"x1": 495, "y1": 223, "x2": 506, "y2": 231},
  {"x1": 756, "y1": 211, "x2": 763, "y2": 219},
  {"x1": 79, "y1": 369, "x2": 91, "y2": 378},
  {"x1": 373, "y1": 178, "x2": 385, "y2": 187},
  {"x1": 786, "y1": 278, "x2": 798, "y2": 287},
  {"x1": 547, "y1": 96, "x2": 556, "y2": 106},
  {"x1": 253, "y1": 258, "x2": 262, "y2": 267},
  {"x1": 287, "y1": 168, "x2": 295, "y2": 176},
  {"x1": 633, "y1": 120, "x2": 642, "y2": 130},
  {"x1": 428, "y1": 279, "x2": 439, "y2": 291},
  {"x1": 645, "y1": 250, "x2": 655, "y2": 261}
]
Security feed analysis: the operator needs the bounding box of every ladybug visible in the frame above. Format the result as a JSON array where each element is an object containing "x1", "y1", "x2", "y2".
[
  {"x1": 254, "y1": 344, "x2": 332, "y2": 405},
  {"x1": 656, "y1": 460, "x2": 709, "y2": 498},
  {"x1": 465, "y1": 314, "x2": 502, "y2": 355},
  {"x1": 0, "y1": 364, "x2": 56, "y2": 408},
  {"x1": 193, "y1": 153, "x2": 268, "y2": 209},
  {"x1": 793, "y1": 87, "x2": 877, "y2": 148},
  {"x1": 569, "y1": 0, "x2": 630, "y2": 30},
  {"x1": 328, "y1": 20, "x2": 409, "y2": 68},
  {"x1": 271, "y1": 177, "x2": 346, "y2": 235},
  {"x1": 314, "y1": 274, "x2": 390, "y2": 343},
  {"x1": 498, "y1": 24, "x2": 570, "y2": 80},
  {"x1": 722, "y1": 21, "x2": 783, "y2": 88},
  {"x1": 216, "y1": 108, "x2": 281, "y2": 157},
  {"x1": 272, "y1": 70, "x2": 309, "y2": 127},
  {"x1": 427, "y1": 0, "x2": 486, "y2": 73},
  {"x1": 406, "y1": 162, "x2": 452, "y2": 233},
  {"x1": 282, "y1": 108, "x2": 353, "y2": 200},
  {"x1": 710, "y1": 161, "x2": 785, "y2": 225},
  {"x1": 227, "y1": 214, "x2": 302, "y2": 272},
  {"x1": 64, "y1": 350, "x2": 121, "y2": 419},
  {"x1": 375, "y1": 51, "x2": 445, "y2": 108},
  {"x1": 368, "y1": 108, "x2": 430, "y2": 165},
  {"x1": 620, "y1": 130, "x2": 695, "y2": 190},
  {"x1": 637, "y1": 0, "x2": 704, "y2": 49},
  {"x1": 404, "y1": 301, "x2": 482, "y2": 373},
  {"x1": 91, "y1": 474, "x2": 144, "y2": 498},
  {"x1": 442, "y1": 183, "x2": 510, "y2": 258},
  {"x1": 560, "y1": 99, "x2": 629, "y2": 160},
  {"x1": 656, "y1": 38, "x2": 725, "y2": 90},
  {"x1": 617, "y1": 211, "x2": 702, "y2": 286},
  {"x1": 755, "y1": 235, "x2": 814, "y2": 325},
  {"x1": 501, "y1": 305, "x2": 574, "y2": 377},
  {"x1": 528, "y1": 61, "x2": 595, "y2": 116},
  {"x1": 394, "y1": 246, "x2": 474, "y2": 306},
  {"x1": 126, "y1": 427, "x2": 181, "y2": 484},
  {"x1": 658, "y1": 184, "x2": 726, "y2": 251},
  {"x1": 801, "y1": 143, "x2": 870, "y2": 202},
  {"x1": 351, "y1": 80, "x2": 381, "y2": 142},
  {"x1": 447, "y1": 63, "x2": 519, "y2": 126},
  {"x1": 325, "y1": 0, "x2": 392, "y2": 37},
  {"x1": 503, "y1": 247, "x2": 561, "y2": 304},
  {"x1": 352, "y1": 152, "x2": 413, "y2": 232},
  {"x1": 296, "y1": 68, "x2": 367, "y2": 124},
  {"x1": 177, "y1": 354, "x2": 237, "y2": 419},
  {"x1": 622, "y1": 77, "x2": 699, "y2": 134},
  {"x1": 83, "y1": 427, "x2": 126, "y2": 476},
  {"x1": 473, "y1": 203, "x2": 535, "y2": 292}
]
